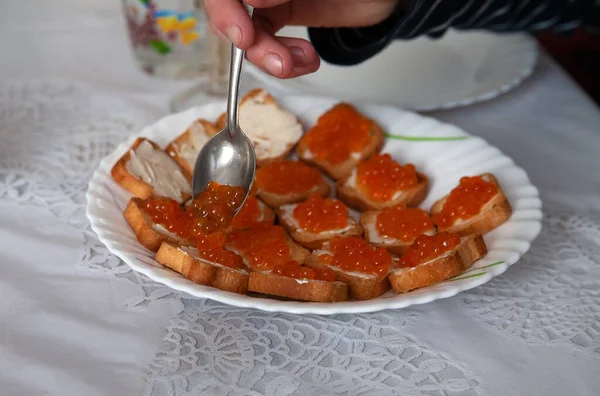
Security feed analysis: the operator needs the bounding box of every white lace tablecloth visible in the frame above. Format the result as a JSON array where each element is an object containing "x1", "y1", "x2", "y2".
[{"x1": 1, "y1": 1, "x2": 599, "y2": 396}]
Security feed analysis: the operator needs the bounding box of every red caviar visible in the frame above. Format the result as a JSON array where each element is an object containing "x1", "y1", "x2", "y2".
[
  {"x1": 293, "y1": 195, "x2": 348, "y2": 233},
  {"x1": 256, "y1": 160, "x2": 323, "y2": 195},
  {"x1": 319, "y1": 236, "x2": 391, "y2": 276},
  {"x1": 432, "y1": 176, "x2": 497, "y2": 227},
  {"x1": 356, "y1": 154, "x2": 418, "y2": 202},
  {"x1": 195, "y1": 245, "x2": 244, "y2": 270},
  {"x1": 302, "y1": 103, "x2": 372, "y2": 164},
  {"x1": 141, "y1": 182, "x2": 251, "y2": 249},
  {"x1": 226, "y1": 224, "x2": 291, "y2": 271},
  {"x1": 189, "y1": 181, "x2": 246, "y2": 233},
  {"x1": 272, "y1": 261, "x2": 336, "y2": 282},
  {"x1": 230, "y1": 195, "x2": 262, "y2": 229},
  {"x1": 397, "y1": 233, "x2": 461, "y2": 268},
  {"x1": 376, "y1": 205, "x2": 434, "y2": 241}
]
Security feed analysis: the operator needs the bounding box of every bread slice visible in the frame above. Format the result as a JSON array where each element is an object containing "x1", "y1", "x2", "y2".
[
  {"x1": 165, "y1": 119, "x2": 218, "y2": 179},
  {"x1": 225, "y1": 225, "x2": 311, "y2": 273},
  {"x1": 112, "y1": 137, "x2": 191, "y2": 203},
  {"x1": 230, "y1": 196, "x2": 276, "y2": 229},
  {"x1": 304, "y1": 249, "x2": 390, "y2": 300},
  {"x1": 124, "y1": 198, "x2": 194, "y2": 252},
  {"x1": 336, "y1": 170, "x2": 428, "y2": 212},
  {"x1": 360, "y1": 209, "x2": 436, "y2": 256},
  {"x1": 296, "y1": 103, "x2": 385, "y2": 181},
  {"x1": 155, "y1": 242, "x2": 249, "y2": 294},
  {"x1": 216, "y1": 89, "x2": 303, "y2": 166},
  {"x1": 248, "y1": 272, "x2": 348, "y2": 302},
  {"x1": 388, "y1": 234, "x2": 487, "y2": 293},
  {"x1": 430, "y1": 173, "x2": 512, "y2": 236},
  {"x1": 277, "y1": 203, "x2": 363, "y2": 250},
  {"x1": 255, "y1": 160, "x2": 331, "y2": 208},
  {"x1": 258, "y1": 182, "x2": 330, "y2": 208}
]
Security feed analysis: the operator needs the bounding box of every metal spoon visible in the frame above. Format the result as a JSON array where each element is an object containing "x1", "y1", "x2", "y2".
[{"x1": 191, "y1": 3, "x2": 256, "y2": 213}]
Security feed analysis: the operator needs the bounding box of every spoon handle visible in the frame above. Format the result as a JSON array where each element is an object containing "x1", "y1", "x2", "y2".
[{"x1": 226, "y1": 3, "x2": 255, "y2": 136}]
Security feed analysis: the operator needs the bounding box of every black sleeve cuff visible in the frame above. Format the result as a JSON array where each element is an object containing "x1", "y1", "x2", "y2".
[
  {"x1": 308, "y1": 0, "x2": 460, "y2": 66},
  {"x1": 308, "y1": 0, "x2": 599, "y2": 66}
]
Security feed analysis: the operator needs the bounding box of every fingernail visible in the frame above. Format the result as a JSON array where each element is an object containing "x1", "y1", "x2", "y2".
[
  {"x1": 264, "y1": 54, "x2": 283, "y2": 76},
  {"x1": 289, "y1": 47, "x2": 307, "y2": 65},
  {"x1": 226, "y1": 25, "x2": 242, "y2": 46}
]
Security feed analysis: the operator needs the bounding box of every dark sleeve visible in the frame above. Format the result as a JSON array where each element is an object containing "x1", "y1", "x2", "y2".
[{"x1": 308, "y1": 0, "x2": 600, "y2": 66}]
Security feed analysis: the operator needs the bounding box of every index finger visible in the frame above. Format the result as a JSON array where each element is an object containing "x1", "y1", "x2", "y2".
[{"x1": 204, "y1": 0, "x2": 257, "y2": 48}]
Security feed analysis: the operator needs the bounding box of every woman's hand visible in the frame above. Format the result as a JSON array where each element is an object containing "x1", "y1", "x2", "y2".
[{"x1": 204, "y1": 0, "x2": 400, "y2": 78}]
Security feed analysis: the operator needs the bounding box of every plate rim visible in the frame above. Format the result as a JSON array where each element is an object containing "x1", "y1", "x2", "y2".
[
  {"x1": 244, "y1": 32, "x2": 539, "y2": 112},
  {"x1": 86, "y1": 96, "x2": 543, "y2": 315}
]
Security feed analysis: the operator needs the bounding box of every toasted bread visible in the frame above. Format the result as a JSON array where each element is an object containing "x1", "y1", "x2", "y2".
[
  {"x1": 304, "y1": 243, "x2": 390, "y2": 300},
  {"x1": 360, "y1": 209, "x2": 436, "y2": 256},
  {"x1": 430, "y1": 173, "x2": 512, "y2": 236},
  {"x1": 258, "y1": 182, "x2": 330, "y2": 208},
  {"x1": 155, "y1": 242, "x2": 249, "y2": 294},
  {"x1": 124, "y1": 198, "x2": 194, "y2": 252},
  {"x1": 165, "y1": 119, "x2": 218, "y2": 179},
  {"x1": 216, "y1": 89, "x2": 303, "y2": 166},
  {"x1": 248, "y1": 272, "x2": 348, "y2": 302},
  {"x1": 255, "y1": 160, "x2": 331, "y2": 208},
  {"x1": 296, "y1": 103, "x2": 385, "y2": 180},
  {"x1": 225, "y1": 225, "x2": 311, "y2": 272},
  {"x1": 277, "y1": 203, "x2": 363, "y2": 250},
  {"x1": 388, "y1": 234, "x2": 487, "y2": 293},
  {"x1": 112, "y1": 137, "x2": 191, "y2": 203},
  {"x1": 230, "y1": 196, "x2": 276, "y2": 229},
  {"x1": 336, "y1": 170, "x2": 428, "y2": 212}
]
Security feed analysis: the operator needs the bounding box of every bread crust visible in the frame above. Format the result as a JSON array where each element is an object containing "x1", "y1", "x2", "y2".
[
  {"x1": 111, "y1": 137, "x2": 191, "y2": 202},
  {"x1": 155, "y1": 242, "x2": 249, "y2": 294},
  {"x1": 430, "y1": 173, "x2": 512, "y2": 236},
  {"x1": 359, "y1": 210, "x2": 435, "y2": 256},
  {"x1": 277, "y1": 205, "x2": 363, "y2": 250},
  {"x1": 216, "y1": 89, "x2": 301, "y2": 166},
  {"x1": 304, "y1": 253, "x2": 390, "y2": 300},
  {"x1": 296, "y1": 104, "x2": 385, "y2": 181},
  {"x1": 124, "y1": 198, "x2": 194, "y2": 252},
  {"x1": 257, "y1": 180, "x2": 330, "y2": 208},
  {"x1": 165, "y1": 119, "x2": 218, "y2": 179},
  {"x1": 388, "y1": 234, "x2": 487, "y2": 293},
  {"x1": 248, "y1": 272, "x2": 348, "y2": 302},
  {"x1": 336, "y1": 172, "x2": 429, "y2": 212}
]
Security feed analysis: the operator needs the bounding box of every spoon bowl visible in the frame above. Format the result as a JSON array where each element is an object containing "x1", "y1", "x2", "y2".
[
  {"x1": 191, "y1": 2, "x2": 256, "y2": 213},
  {"x1": 192, "y1": 124, "x2": 256, "y2": 201}
]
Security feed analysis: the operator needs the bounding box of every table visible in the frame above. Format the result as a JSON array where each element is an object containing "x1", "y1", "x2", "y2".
[{"x1": 1, "y1": 1, "x2": 599, "y2": 396}]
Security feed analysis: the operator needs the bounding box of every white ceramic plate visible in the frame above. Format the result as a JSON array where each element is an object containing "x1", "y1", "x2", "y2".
[
  {"x1": 86, "y1": 96, "x2": 542, "y2": 315},
  {"x1": 246, "y1": 28, "x2": 538, "y2": 111}
]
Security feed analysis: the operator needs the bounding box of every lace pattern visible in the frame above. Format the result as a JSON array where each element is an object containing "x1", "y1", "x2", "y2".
[
  {"x1": 144, "y1": 300, "x2": 481, "y2": 396},
  {"x1": 463, "y1": 208, "x2": 600, "y2": 354},
  {"x1": 2, "y1": 79, "x2": 599, "y2": 395}
]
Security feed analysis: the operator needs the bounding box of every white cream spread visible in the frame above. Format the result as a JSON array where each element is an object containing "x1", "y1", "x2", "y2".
[
  {"x1": 301, "y1": 148, "x2": 361, "y2": 163},
  {"x1": 279, "y1": 204, "x2": 355, "y2": 238},
  {"x1": 312, "y1": 248, "x2": 375, "y2": 279},
  {"x1": 174, "y1": 121, "x2": 210, "y2": 169},
  {"x1": 256, "y1": 200, "x2": 267, "y2": 222},
  {"x1": 346, "y1": 168, "x2": 405, "y2": 200},
  {"x1": 178, "y1": 246, "x2": 248, "y2": 274},
  {"x1": 239, "y1": 90, "x2": 303, "y2": 160},
  {"x1": 365, "y1": 221, "x2": 435, "y2": 245},
  {"x1": 152, "y1": 224, "x2": 183, "y2": 241},
  {"x1": 126, "y1": 140, "x2": 191, "y2": 202}
]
